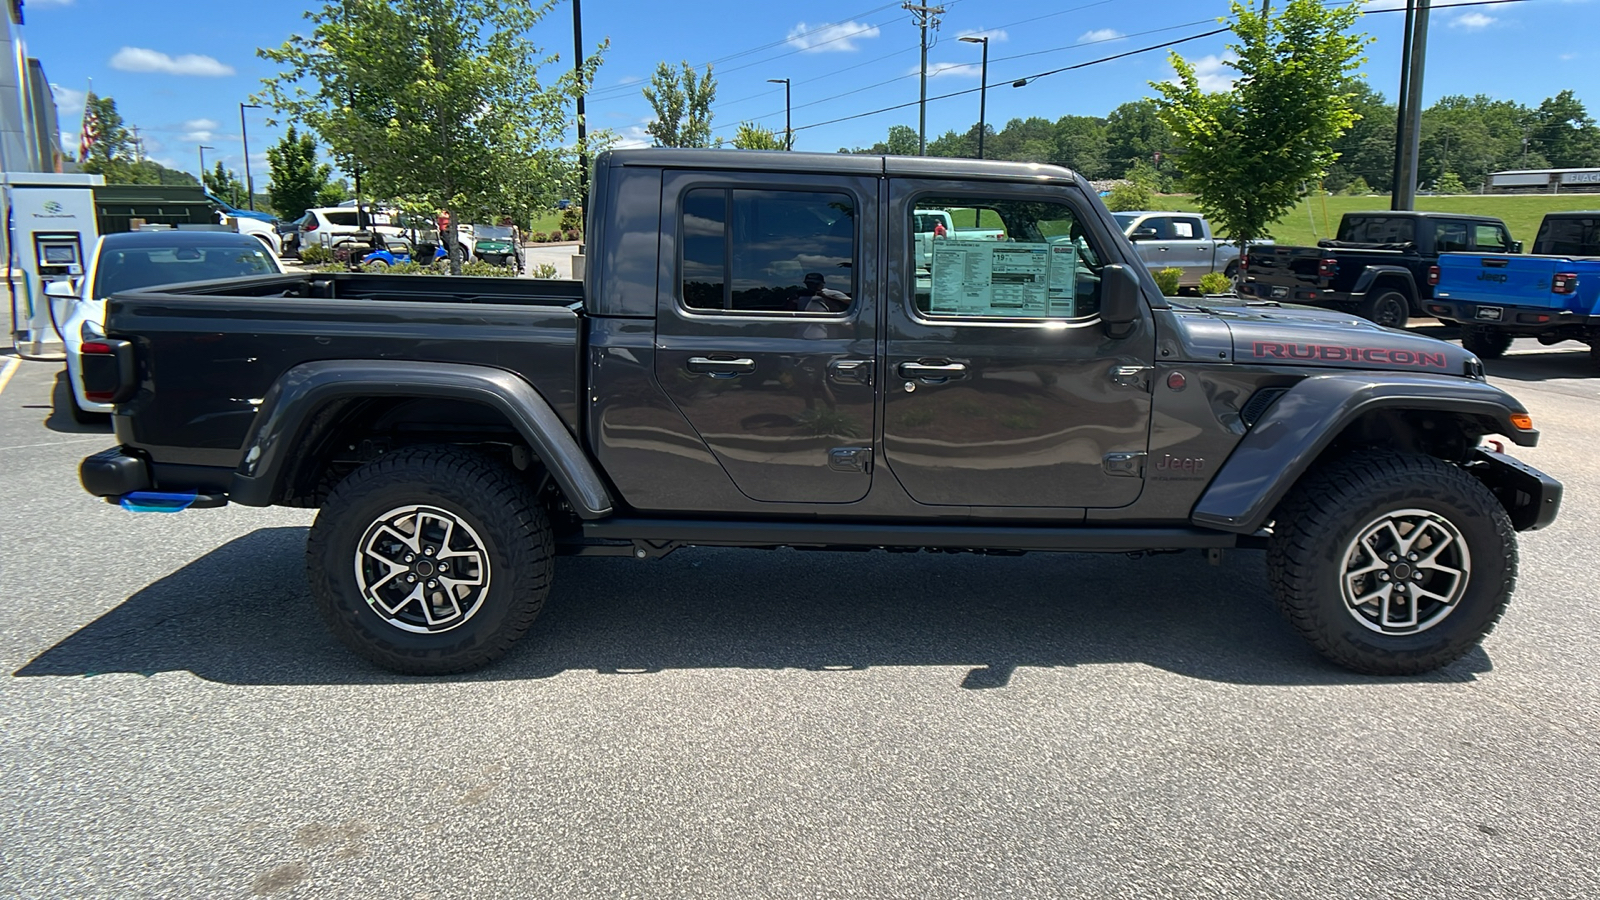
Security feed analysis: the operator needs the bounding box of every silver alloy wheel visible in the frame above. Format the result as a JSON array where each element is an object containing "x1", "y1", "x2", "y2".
[
  {"x1": 1339, "y1": 508, "x2": 1471, "y2": 635},
  {"x1": 354, "y1": 504, "x2": 492, "y2": 634}
]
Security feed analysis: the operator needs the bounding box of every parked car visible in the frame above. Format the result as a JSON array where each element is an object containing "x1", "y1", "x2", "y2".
[
  {"x1": 912, "y1": 207, "x2": 1006, "y2": 268},
  {"x1": 1239, "y1": 211, "x2": 1518, "y2": 328},
  {"x1": 225, "y1": 215, "x2": 282, "y2": 257},
  {"x1": 205, "y1": 191, "x2": 277, "y2": 225},
  {"x1": 299, "y1": 206, "x2": 404, "y2": 254},
  {"x1": 49, "y1": 230, "x2": 282, "y2": 423},
  {"x1": 1112, "y1": 211, "x2": 1271, "y2": 289},
  {"x1": 79, "y1": 149, "x2": 1560, "y2": 679},
  {"x1": 467, "y1": 224, "x2": 520, "y2": 269},
  {"x1": 1429, "y1": 211, "x2": 1600, "y2": 370},
  {"x1": 277, "y1": 215, "x2": 307, "y2": 257}
]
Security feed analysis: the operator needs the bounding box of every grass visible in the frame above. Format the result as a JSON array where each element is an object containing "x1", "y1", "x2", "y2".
[{"x1": 1148, "y1": 193, "x2": 1600, "y2": 247}]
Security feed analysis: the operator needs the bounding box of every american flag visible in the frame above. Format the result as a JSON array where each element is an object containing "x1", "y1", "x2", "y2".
[{"x1": 79, "y1": 92, "x2": 99, "y2": 160}]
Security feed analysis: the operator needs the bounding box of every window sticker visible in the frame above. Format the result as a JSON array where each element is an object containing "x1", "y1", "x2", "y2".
[
  {"x1": 929, "y1": 240, "x2": 1078, "y2": 318},
  {"x1": 1172, "y1": 221, "x2": 1195, "y2": 239}
]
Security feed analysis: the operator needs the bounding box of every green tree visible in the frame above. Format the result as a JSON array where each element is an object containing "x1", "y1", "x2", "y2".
[
  {"x1": 1433, "y1": 171, "x2": 1467, "y2": 194},
  {"x1": 642, "y1": 61, "x2": 717, "y2": 148},
  {"x1": 1104, "y1": 99, "x2": 1173, "y2": 178},
  {"x1": 1530, "y1": 90, "x2": 1600, "y2": 169},
  {"x1": 266, "y1": 125, "x2": 340, "y2": 221},
  {"x1": 1052, "y1": 115, "x2": 1110, "y2": 178},
  {"x1": 1152, "y1": 0, "x2": 1369, "y2": 248},
  {"x1": 204, "y1": 161, "x2": 247, "y2": 206},
  {"x1": 732, "y1": 121, "x2": 784, "y2": 150},
  {"x1": 1324, "y1": 79, "x2": 1394, "y2": 193},
  {"x1": 258, "y1": 0, "x2": 604, "y2": 272},
  {"x1": 1105, "y1": 179, "x2": 1153, "y2": 212},
  {"x1": 76, "y1": 94, "x2": 199, "y2": 186}
]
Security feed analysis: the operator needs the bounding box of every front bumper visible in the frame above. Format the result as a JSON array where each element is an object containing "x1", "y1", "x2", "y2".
[{"x1": 1469, "y1": 448, "x2": 1563, "y2": 531}]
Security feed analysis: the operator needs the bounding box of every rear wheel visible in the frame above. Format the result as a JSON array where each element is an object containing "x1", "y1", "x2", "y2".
[
  {"x1": 306, "y1": 445, "x2": 553, "y2": 674},
  {"x1": 1267, "y1": 451, "x2": 1515, "y2": 675},
  {"x1": 1461, "y1": 326, "x2": 1513, "y2": 359},
  {"x1": 1358, "y1": 289, "x2": 1410, "y2": 329}
]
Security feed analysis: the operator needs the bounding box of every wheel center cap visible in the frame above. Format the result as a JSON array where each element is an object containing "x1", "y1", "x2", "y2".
[
  {"x1": 1392, "y1": 562, "x2": 1413, "y2": 580},
  {"x1": 415, "y1": 560, "x2": 436, "y2": 577}
]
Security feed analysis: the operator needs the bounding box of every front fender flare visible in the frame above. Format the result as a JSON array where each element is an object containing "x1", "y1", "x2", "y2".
[
  {"x1": 228, "y1": 359, "x2": 614, "y2": 518},
  {"x1": 1190, "y1": 372, "x2": 1535, "y2": 533}
]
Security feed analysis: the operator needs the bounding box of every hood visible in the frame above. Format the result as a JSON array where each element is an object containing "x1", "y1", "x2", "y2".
[{"x1": 1182, "y1": 299, "x2": 1477, "y2": 377}]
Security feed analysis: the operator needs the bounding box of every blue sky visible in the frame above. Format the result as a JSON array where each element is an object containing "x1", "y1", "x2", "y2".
[{"x1": 19, "y1": 0, "x2": 1598, "y2": 186}]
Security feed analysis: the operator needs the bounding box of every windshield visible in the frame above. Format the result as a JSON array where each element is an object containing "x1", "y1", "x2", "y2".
[
  {"x1": 1112, "y1": 213, "x2": 1139, "y2": 231},
  {"x1": 93, "y1": 244, "x2": 278, "y2": 297},
  {"x1": 1337, "y1": 216, "x2": 1416, "y2": 244},
  {"x1": 474, "y1": 225, "x2": 515, "y2": 240}
]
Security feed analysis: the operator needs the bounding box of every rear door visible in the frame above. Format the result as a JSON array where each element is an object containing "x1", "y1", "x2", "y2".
[
  {"x1": 653, "y1": 170, "x2": 880, "y2": 503},
  {"x1": 1165, "y1": 215, "x2": 1213, "y2": 282},
  {"x1": 883, "y1": 178, "x2": 1155, "y2": 509}
]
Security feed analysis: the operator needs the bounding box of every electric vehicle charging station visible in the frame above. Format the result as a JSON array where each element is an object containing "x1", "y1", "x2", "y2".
[{"x1": 4, "y1": 171, "x2": 104, "y2": 359}]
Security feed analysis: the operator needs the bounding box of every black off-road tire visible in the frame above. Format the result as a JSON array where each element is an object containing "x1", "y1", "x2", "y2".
[
  {"x1": 306, "y1": 445, "x2": 554, "y2": 675},
  {"x1": 1461, "y1": 326, "x2": 1514, "y2": 359},
  {"x1": 1266, "y1": 451, "x2": 1516, "y2": 675},
  {"x1": 1358, "y1": 289, "x2": 1411, "y2": 330},
  {"x1": 1589, "y1": 342, "x2": 1600, "y2": 374}
]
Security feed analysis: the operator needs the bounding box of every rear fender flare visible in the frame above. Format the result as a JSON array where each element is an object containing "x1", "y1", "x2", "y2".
[
  {"x1": 1190, "y1": 373, "x2": 1535, "y2": 533},
  {"x1": 1352, "y1": 265, "x2": 1418, "y2": 299},
  {"x1": 228, "y1": 359, "x2": 614, "y2": 517}
]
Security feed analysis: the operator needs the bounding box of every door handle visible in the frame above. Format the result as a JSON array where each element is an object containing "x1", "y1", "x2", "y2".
[
  {"x1": 828, "y1": 358, "x2": 874, "y2": 385},
  {"x1": 686, "y1": 356, "x2": 756, "y2": 376},
  {"x1": 898, "y1": 361, "x2": 968, "y2": 381}
]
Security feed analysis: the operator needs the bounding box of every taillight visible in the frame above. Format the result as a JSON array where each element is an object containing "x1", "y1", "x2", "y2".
[
  {"x1": 1318, "y1": 258, "x2": 1339, "y2": 278},
  {"x1": 81, "y1": 341, "x2": 113, "y2": 357},
  {"x1": 1239, "y1": 251, "x2": 1249, "y2": 273},
  {"x1": 1428, "y1": 265, "x2": 1440, "y2": 287},
  {"x1": 304, "y1": 221, "x2": 319, "y2": 232},
  {"x1": 79, "y1": 338, "x2": 134, "y2": 404},
  {"x1": 1553, "y1": 272, "x2": 1578, "y2": 295}
]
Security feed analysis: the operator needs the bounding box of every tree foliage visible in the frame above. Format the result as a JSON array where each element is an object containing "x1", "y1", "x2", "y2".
[
  {"x1": 642, "y1": 61, "x2": 717, "y2": 148},
  {"x1": 257, "y1": 0, "x2": 603, "y2": 272},
  {"x1": 76, "y1": 94, "x2": 199, "y2": 186},
  {"x1": 732, "y1": 122, "x2": 784, "y2": 150},
  {"x1": 204, "y1": 161, "x2": 248, "y2": 206},
  {"x1": 1152, "y1": 0, "x2": 1370, "y2": 247},
  {"x1": 266, "y1": 125, "x2": 343, "y2": 220}
]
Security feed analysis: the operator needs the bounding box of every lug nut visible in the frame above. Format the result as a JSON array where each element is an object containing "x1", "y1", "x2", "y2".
[
  {"x1": 405, "y1": 554, "x2": 415, "y2": 563},
  {"x1": 1413, "y1": 572, "x2": 1424, "y2": 581},
  {"x1": 1387, "y1": 553, "x2": 1399, "y2": 562},
  {"x1": 439, "y1": 562, "x2": 448, "y2": 571},
  {"x1": 1408, "y1": 553, "x2": 1419, "y2": 562},
  {"x1": 1379, "y1": 573, "x2": 1390, "y2": 581},
  {"x1": 407, "y1": 574, "x2": 416, "y2": 583},
  {"x1": 428, "y1": 580, "x2": 437, "y2": 589},
  {"x1": 425, "y1": 547, "x2": 434, "y2": 556}
]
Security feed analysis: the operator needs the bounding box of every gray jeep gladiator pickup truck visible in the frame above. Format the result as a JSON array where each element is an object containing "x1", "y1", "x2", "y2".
[{"x1": 78, "y1": 149, "x2": 1562, "y2": 676}]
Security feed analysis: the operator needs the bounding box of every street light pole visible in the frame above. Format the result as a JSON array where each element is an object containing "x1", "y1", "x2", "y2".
[
  {"x1": 198, "y1": 144, "x2": 215, "y2": 187},
  {"x1": 573, "y1": 0, "x2": 588, "y2": 210},
  {"x1": 767, "y1": 78, "x2": 791, "y2": 149},
  {"x1": 959, "y1": 36, "x2": 988, "y2": 159},
  {"x1": 239, "y1": 103, "x2": 260, "y2": 210}
]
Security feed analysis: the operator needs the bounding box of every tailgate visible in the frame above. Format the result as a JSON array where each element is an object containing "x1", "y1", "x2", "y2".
[
  {"x1": 1436, "y1": 254, "x2": 1564, "y2": 308},
  {"x1": 1246, "y1": 245, "x2": 1324, "y2": 283}
]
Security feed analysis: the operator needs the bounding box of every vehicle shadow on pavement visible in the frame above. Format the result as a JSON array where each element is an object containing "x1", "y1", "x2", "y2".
[
  {"x1": 15, "y1": 525, "x2": 1492, "y2": 688},
  {"x1": 41, "y1": 369, "x2": 113, "y2": 435},
  {"x1": 1482, "y1": 348, "x2": 1595, "y2": 384}
]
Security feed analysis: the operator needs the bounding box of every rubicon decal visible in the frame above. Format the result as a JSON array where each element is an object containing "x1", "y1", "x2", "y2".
[{"x1": 1250, "y1": 341, "x2": 1449, "y2": 370}]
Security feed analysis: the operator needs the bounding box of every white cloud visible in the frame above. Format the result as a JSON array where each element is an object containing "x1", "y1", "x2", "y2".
[
  {"x1": 110, "y1": 47, "x2": 235, "y2": 77},
  {"x1": 787, "y1": 21, "x2": 881, "y2": 53},
  {"x1": 29, "y1": 0, "x2": 74, "y2": 6},
  {"x1": 1079, "y1": 28, "x2": 1125, "y2": 43},
  {"x1": 1450, "y1": 12, "x2": 1496, "y2": 29},
  {"x1": 50, "y1": 83, "x2": 85, "y2": 115},
  {"x1": 614, "y1": 124, "x2": 651, "y2": 150},
  {"x1": 955, "y1": 28, "x2": 1008, "y2": 43},
  {"x1": 1183, "y1": 53, "x2": 1238, "y2": 93},
  {"x1": 181, "y1": 130, "x2": 216, "y2": 142},
  {"x1": 183, "y1": 118, "x2": 219, "y2": 132},
  {"x1": 613, "y1": 75, "x2": 642, "y2": 86}
]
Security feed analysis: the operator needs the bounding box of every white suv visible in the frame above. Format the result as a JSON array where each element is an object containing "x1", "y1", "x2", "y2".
[{"x1": 299, "y1": 207, "x2": 403, "y2": 253}]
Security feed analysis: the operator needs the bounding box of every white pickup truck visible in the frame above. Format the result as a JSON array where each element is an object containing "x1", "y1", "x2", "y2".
[
  {"x1": 1112, "y1": 211, "x2": 1270, "y2": 289},
  {"x1": 913, "y1": 208, "x2": 1006, "y2": 268}
]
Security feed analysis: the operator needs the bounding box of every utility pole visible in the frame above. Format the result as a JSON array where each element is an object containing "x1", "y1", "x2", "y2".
[
  {"x1": 767, "y1": 79, "x2": 792, "y2": 149},
  {"x1": 904, "y1": 2, "x2": 944, "y2": 156},
  {"x1": 198, "y1": 145, "x2": 214, "y2": 186},
  {"x1": 573, "y1": 0, "x2": 588, "y2": 210},
  {"x1": 959, "y1": 35, "x2": 988, "y2": 159},
  {"x1": 1393, "y1": 0, "x2": 1431, "y2": 210}
]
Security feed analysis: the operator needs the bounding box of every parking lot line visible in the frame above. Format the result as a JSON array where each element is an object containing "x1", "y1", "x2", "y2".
[{"x1": 0, "y1": 356, "x2": 20, "y2": 397}]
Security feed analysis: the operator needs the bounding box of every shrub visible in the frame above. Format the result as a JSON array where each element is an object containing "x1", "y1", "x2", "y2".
[
  {"x1": 531, "y1": 262, "x2": 559, "y2": 279},
  {"x1": 1154, "y1": 267, "x2": 1183, "y2": 296},
  {"x1": 458, "y1": 260, "x2": 519, "y2": 278},
  {"x1": 1106, "y1": 180, "x2": 1153, "y2": 212},
  {"x1": 1343, "y1": 176, "x2": 1371, "y2": 196},
  {"x1": 298, "y1": 243, "x2": 332, "y2": 264},
  {"x1": 565, "y1": 230, "x2": 582, "y2": 242},
  {"x1": 559, "y1": 207, "x2": 582, "y2": 232},
  {"x1": 1199, "y1": 272, "x2": 1234, "y2": 295},
  {"x1": 530, "y1": 230, "x2": 548, "y2": 243}
]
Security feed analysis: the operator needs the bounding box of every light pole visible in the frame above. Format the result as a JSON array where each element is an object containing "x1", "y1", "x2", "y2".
[
  {"x1": 239, "y1": 103, "x2": 260, "y2": 210},
  {"x1": 767, "y1": 78, "x2": 792, "y2": 149},
  {"x1": 198, "y1": 144, "x2": 215, "y2": 188},
  {"x1": 959, "y1": 35, "x2": 989, "y2": 159},
  {"x1": 573, "y1": 0, "x2": 588, "y2": 210}
]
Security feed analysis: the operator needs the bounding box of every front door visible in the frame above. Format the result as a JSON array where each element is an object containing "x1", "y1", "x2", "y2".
[
  {"x1": 883, "y1": 180, "x2": 1155, "y2": 509},
  {"x1": 654, "y1": 172, "x2": 879, "y2": 503}
]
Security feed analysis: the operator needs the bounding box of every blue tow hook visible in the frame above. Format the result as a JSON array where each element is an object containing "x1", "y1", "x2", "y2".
[{"x1": 119, "y1": 491, "x2": 198, "y2": 513}]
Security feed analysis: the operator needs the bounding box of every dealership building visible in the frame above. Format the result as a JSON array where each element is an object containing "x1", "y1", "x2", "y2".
[{"x1": 1486, "y1": 167, "x2": 1600, "y2": 194}]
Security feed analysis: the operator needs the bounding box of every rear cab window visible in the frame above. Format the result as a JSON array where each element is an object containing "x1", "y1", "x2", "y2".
[
  {"x1": 1338, "y1": 216, "x2": 1416, "y2": 244},
  {"x1": 1534, "y1": 216, "x2": 1600, "y2": 256}
]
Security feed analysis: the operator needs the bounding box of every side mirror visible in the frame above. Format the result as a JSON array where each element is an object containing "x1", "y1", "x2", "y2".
[
  {"x1": 1129, "y1": 227, "x2": 1158, "y2": 241},
  {"x1": 1511, "y1": 241, "x2": 1524, "y2": 254},
  {"x1": 1100, "y1": 264, "x2": 1143, "y2": 339},
  {"x1": 44, "y1": 280, "x2": 78, "y2": 300}
]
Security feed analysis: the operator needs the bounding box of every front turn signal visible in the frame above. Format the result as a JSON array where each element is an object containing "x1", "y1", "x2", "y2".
[{"x1": 1510, "y1": 413, "x2": 1534, "y2": 431}]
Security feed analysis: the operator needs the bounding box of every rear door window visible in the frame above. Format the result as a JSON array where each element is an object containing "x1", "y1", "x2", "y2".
[
  {"x1": 1472, "y1": 223, "x2": 1513, "y2": 253},
  {"x1": 1433, "y1": 221, "x2": 1471, "y2": 252},
  {"x1": 679, "y1": 187, "x2": 856, "y2": 315}
]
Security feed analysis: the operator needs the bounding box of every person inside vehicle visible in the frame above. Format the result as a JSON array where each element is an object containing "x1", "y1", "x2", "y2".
[{"x1": 792, "y1": 272, "x2": 851, "y2": 313}]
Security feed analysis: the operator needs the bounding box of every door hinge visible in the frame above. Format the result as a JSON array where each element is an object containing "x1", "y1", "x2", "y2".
[
  {"x1": 1103, "y1": 451, "x2": 1146, "y2": 478},
  {"x1": 828, "y1": 447, "x2": 873, "y2": 473},
  {"x1": 1111, "y1": 365, "x2": 1154, "y2": 390}
]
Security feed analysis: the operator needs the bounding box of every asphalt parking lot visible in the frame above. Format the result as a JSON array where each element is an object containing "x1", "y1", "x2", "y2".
[{"x1": 2, "y1": 334, "x2": 1598, "y2": 899}]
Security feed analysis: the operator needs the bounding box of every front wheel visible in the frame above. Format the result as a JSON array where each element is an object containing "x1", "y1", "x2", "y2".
[
  {"x1": 1358, "y1": 290, "x2": 1410, "y2": 329},
  {"x1": 1267, "y1": 451, "x2": 1515, "y2": 675},
  {"x1": 1461, "y1": 326, "x2": 1513, "y2": 359},
  {"x1": 306, "y1": 446, "x2": 554, "y2": 674}
]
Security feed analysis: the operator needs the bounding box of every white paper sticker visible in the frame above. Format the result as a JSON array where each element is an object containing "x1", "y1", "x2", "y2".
[{"x1": 929, "y1": 240, "x2": 1078, "y2": 317}]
